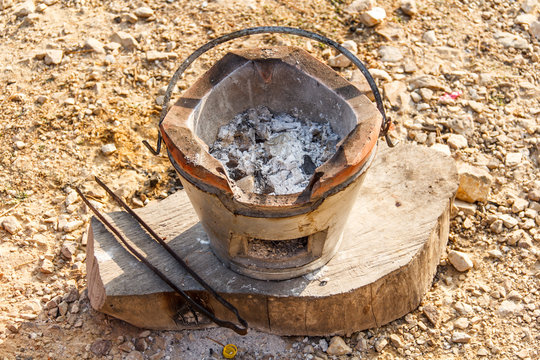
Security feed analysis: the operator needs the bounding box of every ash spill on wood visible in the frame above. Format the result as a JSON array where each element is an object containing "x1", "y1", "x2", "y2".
[{"x1": 209, "y1": 106, "x2": 340, "y2": 195}]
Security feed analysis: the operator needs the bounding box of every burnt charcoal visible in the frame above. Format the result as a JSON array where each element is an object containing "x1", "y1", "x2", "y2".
[{"x1": 301, "y1": 155, "x2": 317, "y2": 175}]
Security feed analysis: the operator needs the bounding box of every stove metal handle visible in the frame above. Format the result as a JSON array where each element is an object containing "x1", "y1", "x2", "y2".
[{"x1": 143, "y1": 26, "x2": 394, "y2": 155}]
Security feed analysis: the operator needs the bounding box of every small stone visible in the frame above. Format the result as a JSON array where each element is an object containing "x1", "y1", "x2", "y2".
[
  {"x1": 70, "y1": 302, "x2": 80, "y2": 313},
  {"x1": 64, "y1": 286, "x2": 79, "y2": 302},
  {"x1": 487, "y1": 249, "x2": 503, "y2": 259},
  {"x1": 45, "y1": 299, "x2": 58, "y2": 310},
  {"x1": 370, "y1": 68, "x2": 392, "y2": 82},
  {"x1": 124, "y1": 12, "x2": 138, "y2": 24},
  {"x1": 22, "y1": 299, "x2": 42, "y2": 313},
  {"x1": 468, "y1": 101, "x2": 484, "y2": 113},
  {"x1": 388, "y1": 334, "x2": 403, "y2": 348},
  {"x1": 456, "y1": 163, "x2": 492, "y2": 203},
  {"x1": 490, "y1": 219, "x2": 504, "y2": 234},
  {"x1": 378, "y1": 46, "x2": 403, "y2": 62},
  {"x1": 139, "y1": 330, "x2": 151, "y2": 338},
  {"x1": 453, "y1": 200, "x2": 477, "y2": 216},
  {"x1": 111, "y1": 31, "x2": 139, "y2": 51},
  {"x1": 101, "y1": 143, "x2": 117, "y2": 155},
  {"x1": 518, "y1": 236, "x2": 533, "y2": 249},
  {"x1": 422, "y1": 304, "x2": 439, "y2": 326},
  {"x1": 63, "y1": 220, "x2": 84, "y2": 233},
  {"x1": 507, "y1": 290, "x2": 522, "y2": 301},
  {"x1": 454, "y1": 317, "x2": 469, "y2": 329},
  {"x1": 40, "y1": 259, "x2": 54, "y2": 274},
  {"x1": 118, "y1": 342, "x2": 133, "y2": 352},
  {"x1": 515, "y1": 14, "x2": 536, "y2": 26},
  {"x1": 44, "y1": 50, "x2": 63, "y2": 65},
  {"x1": 146, "y1": 51, "x2": 178, "y2": 62},
  {"x1": 360, "y1": 7, "x2": 386, "y2": 27},
  {"x1": 134, "y1": 6, "x2": 154, "y2": 18},
  {"x1": 58, "y1": 301, "x2": 68, "y2": 316},
  {"x1": 521, "y1": 0, "x2": 538, "y2": 13},
  {"x1": 448, "y1": 250, "x2": 474, "y2": 272},
  {"x1": 374, "y1": 338, "x2": 388, "y2": 352},
  {"x1": 511, "y1": 198, "x2": 529, "y2": 213},
  {"x1": 326, "y1": 336, "x2": 351, "y2": 356},
  {"x1": 430, "y1": 143, "x2": 451, "y2": 156},
  {"x1": 84, "y1": 38, "x2": 105, "y2": 54},
  {"x1": 65, "y1": 191, "x2": 78, "y2": 206},
  {"x1": 105, "y1": 42, "x2": 121, "y2": 52},
  {"x1": 125, "y1": 351, "x2": 144, "y2": 360},
  {"x1": 64, "y1": 97, "x2": 75, "y2": 105},
  {"x1": 355, "y1": 337, "x2": 368, "y2": 351},
  {"x1": 505, "y1": 152, "x2": 522, "y2": 166},
  {"x1": 422, "y1": 30, "x2": 437, "y2": 44},
  {"x1": 494, "y1": 32, "x2": 529, "y2": 49},
  {"x1": 416, "y1": 103, "x2": 430, "y2": 111},
  {"x1": 454, "y1": 301, "x2": 473, "y2": 315},
  {"x1": 36, "y1": 95, "x2": 48, "y2": 104},
  {"x1": 134, "y1": 338, "x2": 147, "y2": 352},
  {"x1": 328, "y1": 55, "x2": 351, "y2": 68},
  {"x1": 346, "y1": 0, "x2": 374, "y2": 12},
  {"x1": 529, "y1": 187, "x2": 540, "y2": 201},
  {"x1": 149, "y1": 351, "x2": 165, "y2": 360},
  {"x1": 14, "y1": 1, "x2": 35, "y2": 17},
  {"x1": 327, "y1": 40, "x2": 357, "y2": 68},
  {"x1": 342, "y1": 40, "x2": 358, "y2": 54},
  {"x1": 477, "y1": 348, "x2": 489, "y2": 356},
  {"x1": 419, "y1": 87, "x2": 434, "y2": 101},
  {"x1": 451, "y1": 331, "x2": 471, "y2": 343},
  {"x1": 319, "y1": 339, "x2": 329, "y2": 352},
  {"x1": 132, "y1": 197, "x2": 144, "y2": 207},
  {"x1": 409, "y1": 75, "x2": 445, "y2": 90},
  {"x1": 516, "y1": 349, "x2": 530, "y2": 359},
  {"x1": 2, "y1": 216, "x2": 22, "y2": 234},
  {"x1": 447, "y1": 134, "x2": 468, "y2": 149},
  {"x1": 7, "y1": 323, "x2": 20, "y2": 334},
  {"x1": 499, "y1": 214, "x2": 518, "y2": 228},
  {"x1": 61, "y1": 241, "x2": 77, "y2": 259},
  {"x1": 36, "y1": 3, "x2": 47, "y2": 12},
  {"x1": 90, "y1": 339, "x2": 112, "y2": 357},
  {"x1": 530, "y1": 20, "x2": 540, "y2": 39},
  {"x1": 497, "y1": 300, "x2": 523, "y2": 317},
  {"x1": 383, "y1": 81, "x2": 407, "y2": 108},
  {"x1": 14, "y1": 140, "x2": 26, "y2": 149},
  {"x1": 400, "y1": 0, "x2": 417, "y2": 15}
]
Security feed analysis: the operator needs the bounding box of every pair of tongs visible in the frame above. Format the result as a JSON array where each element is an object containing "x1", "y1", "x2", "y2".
[{"x1": 76, "y1": 177, "x2": 248, "y2": 335}]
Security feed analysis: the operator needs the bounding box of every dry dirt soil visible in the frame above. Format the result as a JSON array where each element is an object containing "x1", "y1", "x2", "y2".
[{"x1": 0, "y1": 0, "x2": 539, "y2": 359}]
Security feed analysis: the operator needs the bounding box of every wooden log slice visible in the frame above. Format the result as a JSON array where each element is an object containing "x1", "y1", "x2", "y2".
[{"x1": 86, "y1": 144, "x2": 458, "y2": 336}]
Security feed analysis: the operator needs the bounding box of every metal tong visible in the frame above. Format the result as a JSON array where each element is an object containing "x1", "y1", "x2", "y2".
[{"x1": 76, "y1": 177, "x2": 248, "y2": 335}]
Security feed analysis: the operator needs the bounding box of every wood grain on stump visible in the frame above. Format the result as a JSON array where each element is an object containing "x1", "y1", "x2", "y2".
[{"x1": 86, "y1": 144, "x2": 458, "y2": 336}]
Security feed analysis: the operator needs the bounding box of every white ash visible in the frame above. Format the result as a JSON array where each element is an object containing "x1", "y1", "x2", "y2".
[{"x1": 210, "y1": 106, "x2": 340, "y2": 195}]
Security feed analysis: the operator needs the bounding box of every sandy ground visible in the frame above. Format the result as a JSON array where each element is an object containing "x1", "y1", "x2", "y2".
[{"x1": 1, "y1": 0, "x2": 539, "y2": 359}]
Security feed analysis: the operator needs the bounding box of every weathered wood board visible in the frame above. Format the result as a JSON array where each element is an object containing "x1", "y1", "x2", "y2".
[{"x1": 86, "y1": 144, "x2": 458, "y2": 336}]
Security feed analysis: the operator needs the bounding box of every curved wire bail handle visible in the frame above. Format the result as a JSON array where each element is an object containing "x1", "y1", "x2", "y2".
[{"x1": 143, "y1": 26, "x2": 395, "y2": 155}]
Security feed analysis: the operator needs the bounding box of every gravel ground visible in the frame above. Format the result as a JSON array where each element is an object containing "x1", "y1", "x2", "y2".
[{"x1": 0, "y1": 0, "x2": 539, "y2": 359}]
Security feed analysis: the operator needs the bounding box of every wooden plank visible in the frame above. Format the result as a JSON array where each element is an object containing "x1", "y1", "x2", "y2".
[{"x1": 87, "y1": 143, "x2": 458, "y2": 335}]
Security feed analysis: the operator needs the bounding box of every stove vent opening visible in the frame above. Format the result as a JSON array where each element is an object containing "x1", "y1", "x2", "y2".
[
  {"x1": 247, "y1": 236, "x2": 309, "y2": 260},
  {"x1": 229, "y1": 229, "x2": 328, "y2": 270}
]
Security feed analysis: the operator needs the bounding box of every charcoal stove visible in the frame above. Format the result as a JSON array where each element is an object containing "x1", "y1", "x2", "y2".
[{"x1": 151, "y1": 27, "x2": 390, "y2": 280}]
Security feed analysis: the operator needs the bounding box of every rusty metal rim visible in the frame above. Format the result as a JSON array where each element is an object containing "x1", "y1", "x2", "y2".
[{"x1": 143, "y1": 26, "x2": 394, "y2": 156}]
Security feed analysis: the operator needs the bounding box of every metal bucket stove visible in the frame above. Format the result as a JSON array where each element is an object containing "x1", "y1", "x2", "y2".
[{"x1": 157, "y1": 29, "x2": 386, "y2": 280}]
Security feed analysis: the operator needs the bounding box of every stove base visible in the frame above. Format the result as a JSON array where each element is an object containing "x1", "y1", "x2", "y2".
[{"x1": 86, "y1": 143, "x2": 458, "y2": 336}]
